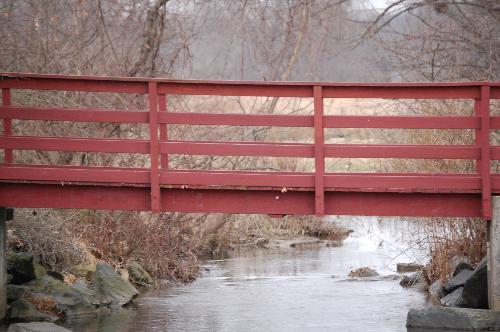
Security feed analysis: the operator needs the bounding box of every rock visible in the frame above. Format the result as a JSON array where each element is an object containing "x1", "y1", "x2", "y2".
[
  {"x1": 26, "y1": 277, "x2": 97, "y2": 318},
  {"x1": 120, "y1": 269, "x2": 129, "y2": 282},
  {"x1": 444, "y1": 269, "x2": 474, "y2": 293},
  {"x1": 462, "y1": 258, "x2": 488, "y2": 309},
  {"x1": 47, "y1": 271, "x2": 64, "y2": 282},
  {"x1": 7, "y1": 285, "x2": 30, "y2": 303},
  {"x1": 450, "y1": 255, "x2": 471, "y2": 273},
  {"x1": 440, "y1": 287, "x2": 465, "y2": 307},
  {"x1": 50, "y1": 282, "x2": 97, "y2": 318},
  {"x1": 25, "y1": 276, "x2": 66, "y2": 294},
  {"x1": 407, "y1": 306, "x2": 500, "y2": 330},
  {"x1": 8, "y1": 299, "x2": 57, "y2": 322},
  {"x1": 397, "y1": 263, "x2": 423, "y2": 273},
  {"x1": 255, "y1": 238, "x2": 269, "y2": 248},
  {"x1": 7, "y1": 253, "x2": 47, "y2": 284},
  {"x1": 94, "y1": 263, "x2": 138, "y2": 307},
  {"x1": 348, "y1": 267, "x2": 379, "y2": 278},
  {"x1": 127, "y1": 262, "x2": 153, "y2": 286},
  {"x1": 453, "y1": 262, "x2": 473, "y2": 277},
  {"x1": 400, "y1": 271, "x2": 426, "y2": 290},
  {"x1": 428, "y1": 280, "x2": 445, "y2": 302},
  {"x1": 7, "y1": 322, "x2": 71, "y2": 332}
]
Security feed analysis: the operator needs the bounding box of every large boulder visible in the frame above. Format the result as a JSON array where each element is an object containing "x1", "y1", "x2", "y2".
[
  {"x1": 428, "y1": 280, "x2": 445, "y2": 303},
  {"x1": 462, "y1": 258, "x2": 488, "y2": 309},
  {"x1": 25, "y1": 276, "x2": 66, "y2": 294},
  {"x1": 94, "y1": 263, "x2": 139, "y2": 307},
  {"x1": 440, "y1": 287, "x2": 465, "y2": 307},
  {"x1": 7, "y1": 285, "x2": 31, "y2": 303},
  {"x1": 7, "y1": 253, "x2": 46, "y2": 284},
  {"x1": 400, "y1": 271, "x2": 426, "y2": 290},
  {"x1": 26, "y1": 276, "x2": 97, "y2": 318},
  {"x1": 444, "y1": 269, "x2": 474, "y2": 294},
  {"x1": 7, "y1": 322, "x2": 71, "y2": 332},
  {"x1": 454, "y1": 262, "x2": 473, "y2": 277},
  {"x1": 407, "y1": 306, "x2": 500, "y2": 330},
  {"x1": 8, "y1": 299, "x2": 58, "y2": 322},
  {"x1": 127, "y1": 262, "x2": 153, "y2": 286}
]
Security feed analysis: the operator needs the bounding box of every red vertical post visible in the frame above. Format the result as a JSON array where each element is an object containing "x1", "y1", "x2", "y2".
[
  {"x1": 477, "y1": 84, "x2": 491, "y2": 219},
  {"x1": 2, "y1": 89, "x2": 13, "y2": 164},
  {"x1": 148, "y1": 82, "x2": 161, "y2": 213},
  {"x1": 159, "y1": 94, "x2": 168, "y2": 169},
  {"x1": 475, "y1": 98, "x2": 482, "y2": 173},
  {"x1": 313, "y1": 86, "x2": 325, "y2": 216}
]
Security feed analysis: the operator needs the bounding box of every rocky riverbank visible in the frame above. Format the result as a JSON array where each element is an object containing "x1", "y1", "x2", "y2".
[
  {"x1": 4, "y1": 252, "x2": 153, "y2": 330},
  {"x1": 399, "y1": 256, "x2": 500, "y2": 330}
]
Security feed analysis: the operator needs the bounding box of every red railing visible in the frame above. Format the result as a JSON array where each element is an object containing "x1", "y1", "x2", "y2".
[{"x1": 0, "y1": 73, "x2": 499, "y2": 218}]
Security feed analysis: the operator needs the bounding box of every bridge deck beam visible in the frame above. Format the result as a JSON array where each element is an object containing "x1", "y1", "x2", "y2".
[{"x1": 0, "y1": 183, "x2": 483, "y2": 218}]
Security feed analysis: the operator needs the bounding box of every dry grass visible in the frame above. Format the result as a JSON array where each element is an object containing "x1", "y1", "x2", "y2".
[
  {"x1": 24, "y1": 295, "x2": 61, "y2": 317},
  {"x1": 198, "y1": 215, "x2": 350, "y2": 258},
  {"x1": 417, "y1": 218, "x2": 486, "y2": 283}
]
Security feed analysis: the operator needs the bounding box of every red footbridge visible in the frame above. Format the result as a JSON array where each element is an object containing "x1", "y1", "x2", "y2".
[{"x1": 0, "y1": 73, "x2": 499, "y2": 219}]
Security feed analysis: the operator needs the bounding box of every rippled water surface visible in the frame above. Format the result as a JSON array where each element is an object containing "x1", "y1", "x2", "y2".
[{"x1": 66, "y1": 217, "x2": 430, "y2": 332}]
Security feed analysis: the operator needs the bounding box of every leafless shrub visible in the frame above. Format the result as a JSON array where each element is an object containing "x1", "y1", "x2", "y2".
[
  {"x1": 8, "y1": 209, "x2": 91, "y2": 271},
  {"x1": 75, "y1": 211, "x2": 200, "y2": 282}
]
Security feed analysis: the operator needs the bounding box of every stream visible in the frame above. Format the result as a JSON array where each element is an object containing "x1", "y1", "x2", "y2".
[{"x1": 65, "y1": 217, "x2": 431, "y2": 332}]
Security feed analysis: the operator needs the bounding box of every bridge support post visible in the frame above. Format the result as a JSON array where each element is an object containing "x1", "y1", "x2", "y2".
[
  {"x1": 489, "y1": 196, "x2": 500, "y2": 310},
  {"x1": 0, "y1": 207, "x2": 11, "y2": 320}
]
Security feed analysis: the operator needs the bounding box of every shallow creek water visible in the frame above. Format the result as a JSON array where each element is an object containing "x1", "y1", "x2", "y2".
[{"x1": 66, "y1": 217, "x2": 431, "y2": 332}]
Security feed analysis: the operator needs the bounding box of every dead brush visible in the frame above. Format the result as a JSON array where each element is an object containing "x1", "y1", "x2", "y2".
[
  {"x1": 75, "y1": 211, "x2": 201, "y2": 282},
  {"x1": 24, "y1": 295, "x2": 61, "y2": 317},
  {"x1": 420, "y1": 217, "x2": 486, "y2": 283},
  {"x1": 208, "y1": 215, "x2": 349, "y2": 251}
]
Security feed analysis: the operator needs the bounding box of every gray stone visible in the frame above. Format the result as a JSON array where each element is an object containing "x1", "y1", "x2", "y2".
[
  {"x1": 25, "y1": 276, "x2": 65, "y2": 294},
  {"x1": 463, "y1": 258, "x2": 488, "y2": 309},
  {"x1": 397, "y1": 263, "x2": 423, "y2": 273},
  {"x1": 454, "y1": 262, "x2": 473, "y2": 277},
  {"x1": 444, "y1": 269, "x2": 474, "y2": 293},
  {"x1": 428, "y1": 280, "x2": 445, "y2": 302},
  {"x1": 440, "y1": 287, "x2": 465, "y2": 307},
  {"x1": 7, "y1": 322, "x2": 71, "y2": 332},
  {"x1": 51, "y1": 281, "x2": 97, "y2": 318},
  {"x1": 25, "y1": 277, "x2": 97, "y2": 318},
  {"x1": 7, "y1": 285, "x2": 30, "y2": 303},
  {"x1": 94, "y1": 263, "x2": 138, "y2": 307},
  {"x1": 407, "y1": 306, "x2": 500, "y2": 330},
  {"x1": 400, "y1": 271, "x2": 426, "y2": 290},
  {"x1": 127, "y1": 262, "x2": 153, "y2": 286},
  {"x1": 8, "y1": 299, "x2": 57, "y2": 322},
  {"x1": 7, "y1": 253, "x2": 46, "y2": 285},
  {"x1": 451, "y1": 255, "x2": 471, "y2": 273}
]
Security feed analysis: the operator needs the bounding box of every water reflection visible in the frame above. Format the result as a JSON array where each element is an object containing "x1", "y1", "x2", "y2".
[{"x1": 65, "y1": 218, "x2": 430, "y2": 332}]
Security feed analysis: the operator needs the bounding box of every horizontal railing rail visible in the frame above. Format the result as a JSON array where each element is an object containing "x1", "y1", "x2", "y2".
[{"x1": 1, "y1": 73, "x2": 499, "y2": 217}]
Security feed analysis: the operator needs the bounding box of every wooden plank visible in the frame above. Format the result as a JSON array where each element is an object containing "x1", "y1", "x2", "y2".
[
  {"x1": 313, "y1": 86, "x2": 325, "y2": 216},
  {"x1": 1, "y1": 106, "x2": 149, "y2": 123},
  {"x1": 2, "y1": 89, "x2": 12, "y2": 163},
  {"x1": 148, "y1": 82, "x2": 161, "y2": 212},
  {"x1": 160, "y1": 112, "x2": 313, "y2": 127},
  {"x1": 324, "y1": 115, "x2": 479, "y2": 129},
  {"x1": 324, "y1": 144, "x2": 479, "y2": 159},
  {"x1": 0, "y1": 136, "x2": 149, "y2": 153},
  {"x1": 161, "y1": 141, "x2": 314, "y2": 157}
]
